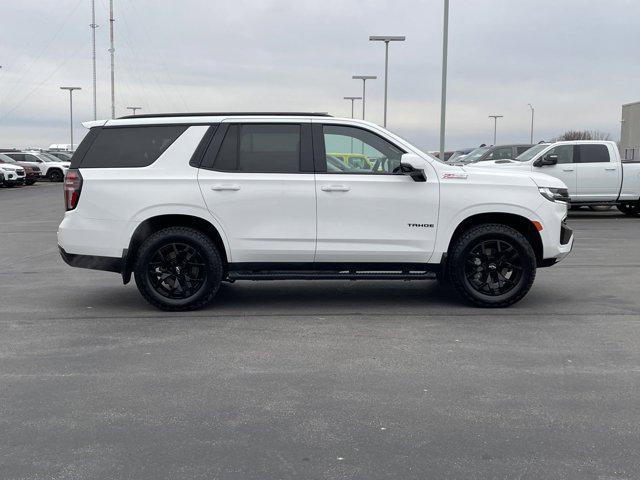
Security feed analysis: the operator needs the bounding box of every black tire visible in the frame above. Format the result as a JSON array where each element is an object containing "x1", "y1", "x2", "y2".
[
  {"x1": 134, "y1": 226, "x2": 223, "y2": 311},
  {"x1": 26, "y1": 180, "x2": 36, "y2": 186},
  {"x1": 48, "y1": 169, "x2": 64, "y2": 182},
  {"x1": 447, "y1": 224, "x2": 537, "y2": 308},
  {"x1": 588, "y1": 205, "x2": 612, "y2": 212},
  {"x1": 617, "y1": 201, "x2": 640, "y2": 217}
]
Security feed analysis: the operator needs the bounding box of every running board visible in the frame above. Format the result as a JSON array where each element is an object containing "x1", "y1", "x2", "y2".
[{"x1": 227, "y1": 270, "x2": 437, "y2": 281}]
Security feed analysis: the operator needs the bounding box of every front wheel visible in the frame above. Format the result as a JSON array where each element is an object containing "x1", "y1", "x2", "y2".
[
  {"x1": 617, "y1": 201, "x2": 640, "y2": 217},
  {"x1": 134, "y1": 227, "x2": 223, "y2": 311},
  {"x1": 447, "y1": 224, "x2": 537, "y2": 307}
]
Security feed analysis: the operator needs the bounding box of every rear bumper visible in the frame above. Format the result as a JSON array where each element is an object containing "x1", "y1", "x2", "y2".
[{"x1": 59, "y1": 246, "x2": 122, "y2": 273}]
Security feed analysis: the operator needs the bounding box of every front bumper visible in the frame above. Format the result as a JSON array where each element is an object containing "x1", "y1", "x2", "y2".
[{"x1": 537, "y1": 201, "x2": 573, "y2": 267}]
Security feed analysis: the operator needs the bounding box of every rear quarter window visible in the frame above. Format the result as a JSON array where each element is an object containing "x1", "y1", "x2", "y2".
[{"x1": 76, "y1": 125, "x2": 187, "y2": 168}]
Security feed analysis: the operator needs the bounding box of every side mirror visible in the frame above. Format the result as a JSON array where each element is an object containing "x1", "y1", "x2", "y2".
[
  {"x1": 534, "y1": 153, "x2": 558, "y2": 167},
  {"x1": 399, "y1": 154, "x2": 427, "y2": 182}
]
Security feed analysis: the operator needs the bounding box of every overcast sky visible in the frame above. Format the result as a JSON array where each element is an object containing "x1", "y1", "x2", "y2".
[{"x1": 0, "y1": 0, "x2": 638, "y2": 151}]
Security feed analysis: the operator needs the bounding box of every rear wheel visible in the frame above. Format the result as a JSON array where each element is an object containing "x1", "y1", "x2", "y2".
[
  {"x1": 48, "y1": 169, "x2": 64, "y2": 182},
  {"x1": 617, "y1": 201, "x2": 640, "y2": 217},
  {"x1": 134, "y1": 227, "x2": 223, "y2": 311},
  {"x1": 447, "y1": 224, "x2": 537, "y2": 307}
]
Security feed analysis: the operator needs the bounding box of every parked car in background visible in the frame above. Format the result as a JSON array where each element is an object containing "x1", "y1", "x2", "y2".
[
  {"x1": 0, "y1": 161, "x2": 25, "y2": 187},
  {"x1": 453, "y1": 144, "x2": 535, "y2": 165},
  {"x1": 46, "y1": 151, "x2": 73, "y2": 161},
  {"x1": 468, "y1": 141, "x2": 640, "y2": 215},
  {"x1": 1, "y1": 151, "x2": 69, "y2": 182},
  {"x1": 430, "y1": 150, "x2": 455, "y2": 161},
  {"x1": 58, "y1": 112, "x2": 573, "y2": 311},
  {"x1": 0, "y1": 153, "x2": 41, "y2": 185},
  {"x1": 328, "y1": 152, "x2": 374, "y2": 170},
  {"x1": 447, "y1": 148, "x2": 475, "y2": 163}
]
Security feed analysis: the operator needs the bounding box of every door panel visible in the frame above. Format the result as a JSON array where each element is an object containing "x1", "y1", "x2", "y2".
[
  {"x1": 576, "y1": 144, "x2": 620, "y2": 201},
  {"x1": 533, "y1": 144, "x2": 577, "y2": 196},
  {"x1": 315, "y1": 174, "x2": 438, "y2": 262},
  {"x1": 314, "y1": 122, "x2": 438, "y2": 263},
  {"x1": 197, "y1": 122, "x2": 316, "y2": 263}
]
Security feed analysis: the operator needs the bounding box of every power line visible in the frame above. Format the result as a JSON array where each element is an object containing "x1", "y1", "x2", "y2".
[
  {"x1": 0, "y1": 0, "x2": 84, "y2": 112},
  {"x1": 0, "y1": 43, "x2": 88, "y2": 124}
]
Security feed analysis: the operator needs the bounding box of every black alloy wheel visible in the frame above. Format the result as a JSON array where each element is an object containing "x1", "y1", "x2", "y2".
[
  {"x1": 448, "y1": 224, "x2": 537, "y2": 307},
  {"x1": 48, "y1": 169, "x2": 64, "y2": 182},
  {"x1": 464, "y1": 239, "x2": 523, "y2": 297},
  {"x1": 147, "y1": 243, "x2": 206, "y2": 300},
  {"x1": 134, "y1": 226, "x2": 223, "y2": 311}
]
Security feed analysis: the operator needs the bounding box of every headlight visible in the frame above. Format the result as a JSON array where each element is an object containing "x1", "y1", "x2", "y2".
[
  {"x1": 1, "y1": 167, "x2": 12, "y2": 172},
  {"x1": 538, "y1": 187, "x2": 569, "y2": 203}
]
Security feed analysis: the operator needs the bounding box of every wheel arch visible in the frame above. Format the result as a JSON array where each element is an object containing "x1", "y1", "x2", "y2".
[
  {"x1": 446, "y1": 212, "x2": 544, "y2": 266},
  {"x1": 123, "y1": 214, "x2": 229, "y2": 284}
]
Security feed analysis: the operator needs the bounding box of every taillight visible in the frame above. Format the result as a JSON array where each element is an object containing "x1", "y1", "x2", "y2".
[{"x1": 64, "y1": 169, "x2": 83, "y2": 211}]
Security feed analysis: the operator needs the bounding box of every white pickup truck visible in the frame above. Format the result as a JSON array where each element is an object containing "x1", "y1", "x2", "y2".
[{"x1": 468, "y1": 141, "x2": 640, "y2": 216}]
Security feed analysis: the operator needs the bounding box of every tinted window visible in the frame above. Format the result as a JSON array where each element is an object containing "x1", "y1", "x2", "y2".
[
  {"x1": 6, "y1": 153, "x2": 25, "y2": 162},
  {"x1": 213, "y1": 124, "x2": 301, "y2": 173},
  {"x1": 322, "y1": 125, "x2": 404, "y2": 174},
  {"x1": 486, "y1": 147, "x2": 513, "y2": 160},
  {"x1": 545, "y1": 145, "x2": 574, "y2": 164},
  {"x1": 516, "y1": 146, "x2": 532, "y2": 155},
  {"x1": 578, "y1": 144, "x2": 609, "y2": 163},
  {"x1": 79, "y1": 126, "x2": 187, "y2": 168}
]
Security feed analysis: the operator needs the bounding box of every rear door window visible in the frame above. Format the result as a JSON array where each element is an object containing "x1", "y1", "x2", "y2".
[
  {"x1": 78, "y1": 126, "x2": 187, "y2": 168},
  {"x1": 213, "y1": 124, "x2": 302, "y2": 173},
  {"x1": 577, "y1": 144, "x2": 610, "y2": 163}
]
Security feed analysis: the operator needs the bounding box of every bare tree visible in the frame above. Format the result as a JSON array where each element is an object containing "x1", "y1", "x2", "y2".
[{"x1": 552, "y1": 130, "x2": 612, "y2": 141}]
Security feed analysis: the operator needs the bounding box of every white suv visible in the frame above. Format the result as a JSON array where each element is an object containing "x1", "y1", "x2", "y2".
[
  {"x1": 58, "y1": 113, "x2": 573, "y2": 310},
  {"x1": 3, "y1": 151, "x2": 69, "y2": 182}
]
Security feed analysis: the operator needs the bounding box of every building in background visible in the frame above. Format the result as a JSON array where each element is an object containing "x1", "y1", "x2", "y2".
[{"x1": 620, "y1": 101, "x2": 640, "y2": 160}]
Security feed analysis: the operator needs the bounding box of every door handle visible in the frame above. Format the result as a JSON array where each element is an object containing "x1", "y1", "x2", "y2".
[
  {"x1": 211, "y1": 184, "x2": 241, "y2": 191},
  {"x1": 321, "y1": 184, "x2": 351, "y2": 192},
  {"x1": 562, "y1": 168, "x2": 574, "y2": 172},
  {"x1": 604, "y1": 167, "x2": 616, "y2": 171}
]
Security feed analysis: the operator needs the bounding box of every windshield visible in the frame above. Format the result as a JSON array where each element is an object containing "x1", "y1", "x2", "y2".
[
  {"x1": 456, "y1": 147, "x2": 489, "y2": 164},
  {"x1": 514, "y1": 144, "x2": 549, "y2": 162}
]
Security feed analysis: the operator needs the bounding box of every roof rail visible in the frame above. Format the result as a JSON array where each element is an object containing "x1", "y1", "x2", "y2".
[{"x1": 117, "y1": 112, "x2": 332, "y2": 120}]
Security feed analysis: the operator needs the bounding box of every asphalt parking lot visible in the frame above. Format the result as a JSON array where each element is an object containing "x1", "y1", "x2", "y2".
[{"x1": 1, "y1": 182, "x2": 639, "y2": 480}]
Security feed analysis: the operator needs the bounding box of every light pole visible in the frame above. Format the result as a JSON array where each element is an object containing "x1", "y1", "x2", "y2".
[
  {"x1": 343, "y1": 96, "x2": 362, "y2": 119},
  {"x1": 126, "y1": 106, "x2": 142, "y2": 116},
  {"x1": 489, "y1": 115, "x2": 503, "y2": 145},
  {"x1": 90, "y1": 0, "x2": 98, "y2": 120},
  {"x1": 60, "y1": 87, "x2": 82, "y2": 150},
  {"x1": 528, "y1": 103, "x2": 534, "y2": 143},
  {"x1": 352, "y1": 75, "x2": 377, "y2": 120},
  {"x1": 109, "y1": 0, "x2": 115, "y2": 118},
  {"x1": 369, "y1": 35, "x2": 405, "y2": 127},
  {"x1": 439, "y1": 0, "x2": 449, "y2": 163}
]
